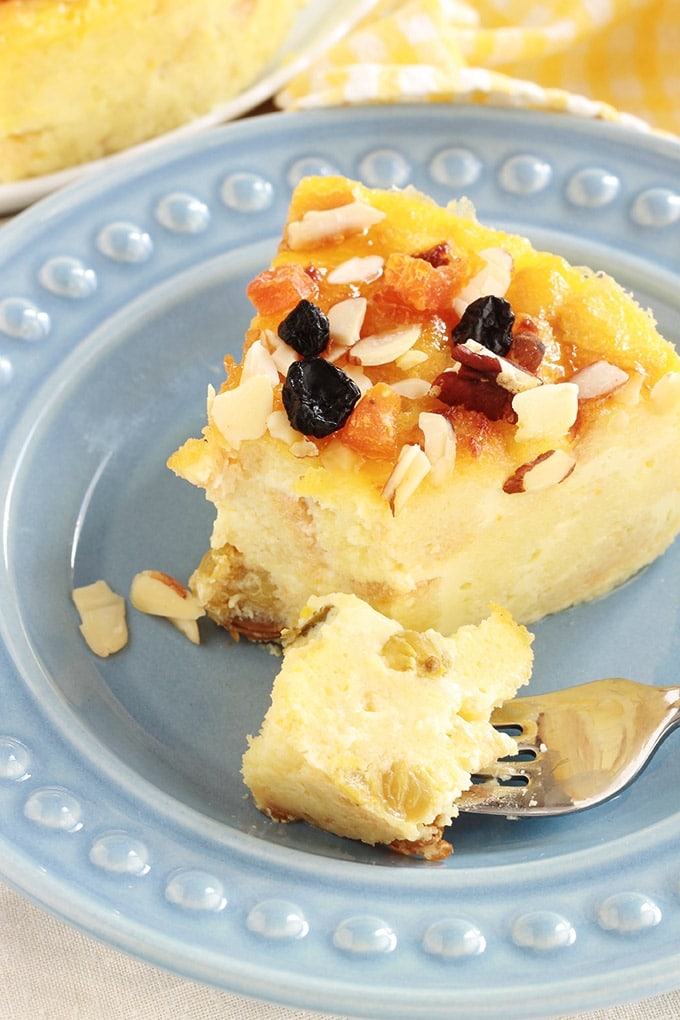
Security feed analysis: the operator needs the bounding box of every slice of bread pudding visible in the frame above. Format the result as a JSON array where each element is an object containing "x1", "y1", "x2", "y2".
[
  {"x1": 0, "y1": 0, "x2": 305, "y2": 182},
  {"x1": 242, "y1": 594, "x2": 533, "y2": 859},
  {"x1": 169, "y1": 175, "x2": 680, "y2": 640}
]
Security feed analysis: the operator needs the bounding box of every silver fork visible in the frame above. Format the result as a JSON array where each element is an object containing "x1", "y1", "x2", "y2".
[{"x1": 459, "y1": 678, "x2": 680, "y2": 816}]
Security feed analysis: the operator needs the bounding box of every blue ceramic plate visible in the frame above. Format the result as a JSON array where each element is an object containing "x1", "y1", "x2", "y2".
[{"x1": 0, "y1": 105, "x2": 679, "y2": 1020}]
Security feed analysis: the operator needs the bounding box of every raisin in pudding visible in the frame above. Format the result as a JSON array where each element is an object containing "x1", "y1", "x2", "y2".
[
  {"x1": 242, "y1": 594, "x2": 533, "y2": 859},
  {"x1": 168, "y1": 175, "x2": 680, "y2": 639}
]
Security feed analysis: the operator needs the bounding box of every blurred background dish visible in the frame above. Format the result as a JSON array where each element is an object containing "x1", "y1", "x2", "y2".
[{"x1": 0, "y1": 0, "x2": 376, "y2": 215}]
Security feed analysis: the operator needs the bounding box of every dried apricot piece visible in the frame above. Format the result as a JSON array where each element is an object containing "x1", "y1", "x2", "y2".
[
  {"x1": 379, "y1": 253, "x2": 468, "y2": 313},
  {"x1": 246, "y1": 263, "x2": 318, "y2": 316},
  {"x1": 339, "y1": 382, "x2": 401, "y2": 460}
]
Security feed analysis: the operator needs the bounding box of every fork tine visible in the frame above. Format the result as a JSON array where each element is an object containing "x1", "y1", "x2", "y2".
[
  {"x1": 458, "y1": 780, "x2": 541, "y2": 814},
  {"x1": 459, "y1": 772, "x2": 575, "y2": 815},
  {"x1": 461, "y1": 744, "x2": 574, "y2": 815},
  {"x1": 459, "y1": 681, "x2": 680, "y2": 817}
]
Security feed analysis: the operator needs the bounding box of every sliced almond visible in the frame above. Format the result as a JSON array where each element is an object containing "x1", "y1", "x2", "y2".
[
  {"x1": 327, "y1": 296, "x2": 367, "y2": 346},
  {"x1": 290, "y1": 439, "x2": 320, "y2": 458},
  {"x1": 389, "y1": 378, "x2": 431, "y2": 399},
  {"x1": 324, "y1": 342, "x2": 350, "y2": 364},
  {"x1": 396, "y1": 349, "x2": 428, "y2": 371},
  {"x1": 503, "y1": 449, "x2": 576, "y2": 494},
  {"x1": 130, "y1": 570, "x2": 205, "y2": 621},
  {"x1": 341, "y1": 362, "x2": 373, "y2": 395},
  {"x1": 650, "y1": 370, "x2": 680, "y2": 412},
  {"x1": 419, "y1": 412, "x2": 456, "y2": 483},
  {"x1": 210, "y1": 374, "x2": 274, "y2": 448},
  {"x1": 569, "y1": 360, "x2": 629, "y2": 399},
  {"x1": 285, "y1": 201, "x2": 386, "y2": 250},
  {"x1": 453, "y1": 247, "x2": 513, "y2": 315},
  {"x1": 613, "y1": 371, "x2": 643, "y2": 407},
  {"x1": 512, "y1": 382, "x2": 579, "y2": 442},
  {"x1": 327, "y1": 255, "x2": 384, "y2": 286},
  {"x1": 72, "y1": 580, "x2": 128, "y2": 658},
  {"x1": 267, "y1": 409, "x2": 300, "y2": 445},
  {"x1": 257, "y1": 328, "x2": 297, "y2": 377},
  {"x1": 241, "y1": 338, "x2": 280, "y2": 385},
  {"x1": 382, "y1": 444, "x2": 431, "y2": 515},
  {"x1": 350, "y1": 325, "x2": 420, "y2": 367}
]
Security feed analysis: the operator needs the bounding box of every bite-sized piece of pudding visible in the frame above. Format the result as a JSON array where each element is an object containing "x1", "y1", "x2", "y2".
[
  {"x1": 169, "y1": 175, "x2": 680, "y2": 640},
  {"x1": 242, "y1": 594, "x2": 533, "y2": 859}
]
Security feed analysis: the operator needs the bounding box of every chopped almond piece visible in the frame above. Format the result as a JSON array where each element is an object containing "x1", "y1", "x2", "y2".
[
  {"x1": 170, "y1": 617, "x2": 201, "y2": 645},
  {"x1": 512, "y1": 383, "x2": 579, "y2": 441},
  {"x1": 419, "y1": 412, "x2": 456, "y2": 483},
  {"x1": 130, "y1": 570, "x2": 205, "y2": 621},
  {"x1": 73, "y1": 580, "x2": 128, "y2": 658}
]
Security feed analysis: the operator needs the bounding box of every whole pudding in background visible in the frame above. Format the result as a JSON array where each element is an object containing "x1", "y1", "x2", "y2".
[
  {"x1": 169, "y1": 175, "x2": 680, "y2": 640},
  {"x1": 0, "y1": 0, "x2": 306, "y2": 182}
]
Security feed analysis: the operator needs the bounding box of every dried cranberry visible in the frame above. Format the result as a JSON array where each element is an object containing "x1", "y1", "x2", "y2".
[
  {"x1": 452, "y1": 295, "x2": 515, "y2": 356},
  {"x1": 282, "y1": 359, "x2": 361, "y2": 438},
  {"x1": 413, "y1": 241, "x2": 452, "y2": 267},
  {"x1": 278, "y1": 299, "x2": 329, "y2": 357}
]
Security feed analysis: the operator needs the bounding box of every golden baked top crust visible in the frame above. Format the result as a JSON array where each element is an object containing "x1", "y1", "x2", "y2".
[
  {"x1": 168, "y1": 174, "x2": 680, "y2": 638},
  {"x1": 208, "y1": 175, "x2": 679, "y2": 485}
]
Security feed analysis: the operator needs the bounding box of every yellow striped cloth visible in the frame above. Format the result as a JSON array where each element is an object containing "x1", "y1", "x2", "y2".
[{"x1": 278, "y1": 0, "x2": 679, "y2": 138}]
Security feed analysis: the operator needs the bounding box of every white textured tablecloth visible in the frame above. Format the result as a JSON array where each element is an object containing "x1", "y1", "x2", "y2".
[{"x1": 1, "y1": 882, "x2": 679, "y2": 1020}]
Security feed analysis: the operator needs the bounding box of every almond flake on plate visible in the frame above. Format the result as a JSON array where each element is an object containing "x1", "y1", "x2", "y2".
[
  {"x1": 72, "y1": 580, "x2": 128, "y2": 658},
  {"x1": 130, "y1": 570, "x2": 205, "y2": 621}
]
